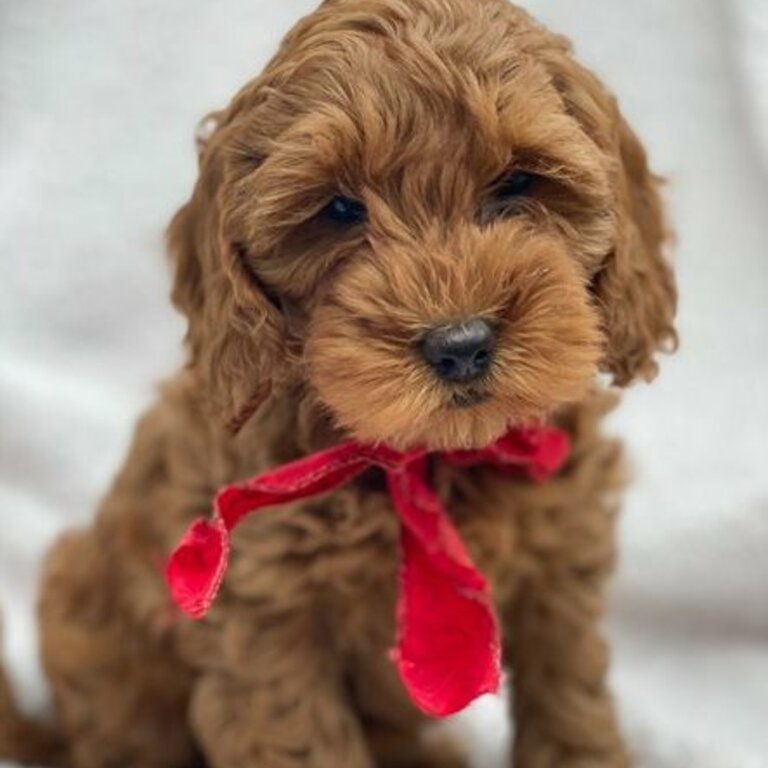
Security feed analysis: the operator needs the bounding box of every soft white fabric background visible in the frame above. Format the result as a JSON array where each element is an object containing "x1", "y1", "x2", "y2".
[{"x1": 1, "y1": 1, "x2": 767, "y2": 766}]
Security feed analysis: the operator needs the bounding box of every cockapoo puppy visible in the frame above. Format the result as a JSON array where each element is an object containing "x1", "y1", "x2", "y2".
[{"x1": 0, "y1": 0, "x2": 676, "y2": 766}]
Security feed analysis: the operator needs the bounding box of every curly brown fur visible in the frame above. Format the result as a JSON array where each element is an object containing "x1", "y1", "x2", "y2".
[{"x1": 1, "y1": 1, "x2": 676, "y2": 767}]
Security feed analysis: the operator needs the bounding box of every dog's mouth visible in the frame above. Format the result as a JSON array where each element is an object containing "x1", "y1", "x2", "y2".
[{"x1": 449, "y1": 388, "x2": 490, "y2": 408}]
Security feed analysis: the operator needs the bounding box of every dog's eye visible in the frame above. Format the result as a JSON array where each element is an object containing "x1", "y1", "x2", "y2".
[
  {"x1": 494, "y1": 171, "x2": 536, "y2": 201},
  {"x1": 322, "y1": 195, "x2": 367, "y2": 225}
]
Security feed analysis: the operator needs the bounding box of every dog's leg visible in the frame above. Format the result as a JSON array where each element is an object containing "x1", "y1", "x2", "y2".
[
  {"x1": 362, "y1": 722, "x2": 468, "y2": 768},
  {"x1": 189, "y1": 607, "x2": 374, "y2": 768},
  {"x1": 349, "y1": 652, "x2": 468, "y2": 768},
  {"x1": 506, "y1": 576, "x2": 629, "y2": 767},
  {"x1": 39, "y1": 529, "x2": 200, "y2": 768},
  {"x1": 504, "y1": 438, "x2": 630, "y2": 767}
]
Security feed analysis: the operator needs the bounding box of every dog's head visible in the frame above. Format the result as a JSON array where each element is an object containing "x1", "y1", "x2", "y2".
[{"x1": 169, "y1": 0, "x2": 677, "y2": 450}]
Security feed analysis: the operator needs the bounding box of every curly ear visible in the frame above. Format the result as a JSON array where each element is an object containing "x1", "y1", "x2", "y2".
[
  {"x1": 537, "y1": 36, "x2": 678, "y2": 384},
  {"x1": 167, "y1": 125, "x2": 284, "y2": 432},
  {"x1": 594, "y1": 111, "x2": 678, "y2": 384}
]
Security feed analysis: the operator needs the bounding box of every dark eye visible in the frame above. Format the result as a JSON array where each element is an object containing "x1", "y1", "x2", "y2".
[
  {"x1": 494, "y1": 170, "x2": 536, "y2": 200},
  {"x1": 322, "y1": 195, "x2": 367, "y2": 225}
]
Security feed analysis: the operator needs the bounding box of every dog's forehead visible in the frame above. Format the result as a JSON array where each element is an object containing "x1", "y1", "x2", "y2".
[
  {"x1": 219, "y1": 1, "x2": 610, "y2": 229},
  {"x1": 244, "y1": 27, "x2": 568, "y2": 188}
]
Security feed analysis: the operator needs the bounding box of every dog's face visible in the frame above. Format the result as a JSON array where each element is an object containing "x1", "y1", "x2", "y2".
[{"x1": 170, "y1": 0, "x2": 677, "y2": 450}]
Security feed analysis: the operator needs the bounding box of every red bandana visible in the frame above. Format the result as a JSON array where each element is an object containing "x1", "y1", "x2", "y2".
[{"x1": 166, "y1": 425, "x2": 569, "y2": 717}]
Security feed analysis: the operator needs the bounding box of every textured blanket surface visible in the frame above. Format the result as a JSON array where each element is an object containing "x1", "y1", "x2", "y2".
[{"x1": 1, "y1": 1, "x2": 767, "y2": 766}]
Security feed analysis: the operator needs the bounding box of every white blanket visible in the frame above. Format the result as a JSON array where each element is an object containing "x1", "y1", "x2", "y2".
[{"x1": 1, "y1": 1, "x2": 767, "y2": 766}]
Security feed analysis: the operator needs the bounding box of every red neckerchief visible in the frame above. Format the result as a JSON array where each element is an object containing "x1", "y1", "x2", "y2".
[{"x1": 166, "y1": 425, "x2": 569, "y2": 717}]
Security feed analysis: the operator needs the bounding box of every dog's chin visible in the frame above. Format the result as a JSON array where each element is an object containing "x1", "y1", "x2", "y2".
[
  {"x1": 312, "y1": 364, "x2": 596, "y2": 452},
  {"x1": 448, "y1": 388, "x2": 490, "y2": 409},
  {"x1": 409, "y1": 401, "x2": 514, "y2": 453},
  {"x1": 323, "y1": 392, "x2": 527, "y2": 454}
]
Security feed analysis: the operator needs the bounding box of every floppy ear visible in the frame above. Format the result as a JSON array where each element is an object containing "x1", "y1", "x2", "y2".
[
  {"x1": 594, "y1": 110, "x2": 678, "y2": 384},
  {"x1": 167, "y1": 120, "x2": 285, "y2": 432},
  {"x1": 540, "y1": 37, "x2": 678, "y2": 384}
]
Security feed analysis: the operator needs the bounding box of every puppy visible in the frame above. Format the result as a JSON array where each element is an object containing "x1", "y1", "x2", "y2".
[{"x1": 1, "y1": 0, "x2": 676, "y2": 766}]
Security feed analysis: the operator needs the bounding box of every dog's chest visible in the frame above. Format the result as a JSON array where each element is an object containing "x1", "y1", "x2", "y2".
[{"x1": 222, "y1": 464, "x2": 523, "y2": 619}]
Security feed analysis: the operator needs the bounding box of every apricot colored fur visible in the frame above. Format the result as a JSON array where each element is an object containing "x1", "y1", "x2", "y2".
[{"x1": 1, "y1": 1, "x2": 676, "y2": 766}]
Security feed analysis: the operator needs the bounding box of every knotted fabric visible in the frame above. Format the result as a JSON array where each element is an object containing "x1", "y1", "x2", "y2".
[{"x1": 166, "y1": 425, "x2": 570, "y2": 717}]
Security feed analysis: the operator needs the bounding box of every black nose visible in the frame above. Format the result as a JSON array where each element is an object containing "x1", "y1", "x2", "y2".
[{"x1": 420, "y1": 318, "x2": 495, "y2": 383}]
